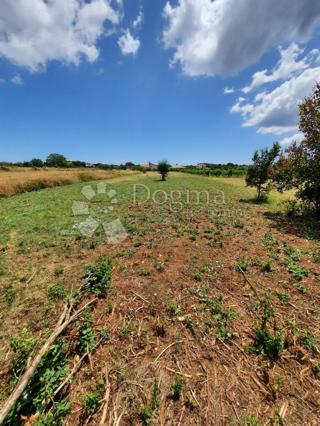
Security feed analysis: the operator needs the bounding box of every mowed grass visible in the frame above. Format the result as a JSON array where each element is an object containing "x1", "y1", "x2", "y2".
[
  {"x1": 0, "y1": 173, "x2": 265, "y2": 250},
  {"x1": 0, "y1": 172, "x2": 319, "y2": 425}
]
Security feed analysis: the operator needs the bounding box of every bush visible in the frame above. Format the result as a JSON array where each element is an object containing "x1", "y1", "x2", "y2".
[
  {"x1": 10, "y1": 328, "x2": 37, "y2": 378},
  {"x1": 82, "y1": 391, "x2": 101, "y2": 416},
  {"x1": 250, "y1": 296, "x2": 284, "y2": 361},
  {"x1": 48, "y1": 284, "x2": 66, "y2": 301},
  {"x1": 82, "y1": 259, "x2": 113, "y2": 297}
]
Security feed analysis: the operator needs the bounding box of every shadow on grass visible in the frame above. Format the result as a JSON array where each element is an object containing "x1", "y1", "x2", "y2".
[
  {"x1": 263, "y1": 210, "x2": 320, "y2": 240},
  {"x1": 240, "y1": 197, "x2": 269, "y2": 205}
]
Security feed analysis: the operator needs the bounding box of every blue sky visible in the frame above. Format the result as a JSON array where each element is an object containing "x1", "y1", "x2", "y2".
[{"x1": 0, "y1": 0, "x2": 320, "y2": 165}]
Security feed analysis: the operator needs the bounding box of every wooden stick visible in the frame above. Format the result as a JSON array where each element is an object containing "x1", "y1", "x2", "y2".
[
  {"x1": 239, "y1": 267, "x2": 258, "y2": 296},
  {"x1": 26, "y1": 270, "x2": 37, "y2": 285},
  {"x1": 99, "y1": 369, "x2": 111, "y2": 426},
  {"x1": 0, "y1": 298, "x2": 96, "y2": 424},
  {"x1": 154, "y1": 341, "x2": 183, "y2": 363},
  {"x1": 53, "y1": 352, "x2": 88, "y2": 399},
  {"x1": 165, "y1": 367, "x2": 192, "y2": 378},
  {"x1": 130, "y1": 290, "x2": 150, "y2": 304}
]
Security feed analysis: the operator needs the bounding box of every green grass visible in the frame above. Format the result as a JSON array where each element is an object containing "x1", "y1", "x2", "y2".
[{"x1": 0, "y1": 174, "x2": 260, "y2": 250}]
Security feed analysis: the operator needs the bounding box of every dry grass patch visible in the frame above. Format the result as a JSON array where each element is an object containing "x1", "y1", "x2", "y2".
[{"x1": 0, "y1": 167, "x2": 135, "y2": 197}]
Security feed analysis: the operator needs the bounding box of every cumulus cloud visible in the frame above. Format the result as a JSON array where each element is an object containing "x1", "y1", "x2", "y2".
[
  {"x1": 231, "y1": 46, "x2": 320, "y2": 136},
  {"x1": 279, "y1": 132, "x2": 304, "y2": 146},
  {"x1": 223, "y1": 87, "x2": 235, "y2": 95},
  {"x1": 118, "y1": 30, "x2": 140, "y2": 55},
  {"x1": 0, "y1": 0, "x2": 122, "y2": 72},
  {"x1": 11, "y1": 74, "x2": 23, "y2": 85},
  {"x1": 231, "y1": 67, "x2": 320, "y2": 135},
  {"x1": 242, "y1": 44, "x2": 311, "y2": 93},
  {"x1": 162, "y1": 0, "x2": 320, "y2": 77},
  {"x1": 133, "y1": 8, "x2": 144, "y2": 29}
]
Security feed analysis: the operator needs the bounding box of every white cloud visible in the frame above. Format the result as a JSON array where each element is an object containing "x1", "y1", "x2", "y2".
[
  {"x1": 133, "y1": 8, "x2": 144, "y2": 29},
  {"x1": 279, "y1": 132, "x2": 304, "y2": 145},
  {"x1": 11, "y1": 74, "x2": 23, "y2": 85},
  {"x1": 162, "y1": 0, "x2": 320, "y2": 77},
  {"x1": 223, "y1": 87, "x2": 234, "y2": 95},
  {"x1": 118, "y1": 30, "x2": 140, "y2": 56},
  {"x1": 242, "y1": 44, "x2": 311, "y2": 93},
  {"x1": 0, "y1": 0, "x2": 122, "y2": 72},
  {"x1": 231, "y1": 65, "x2": 320, "y2": 135}
]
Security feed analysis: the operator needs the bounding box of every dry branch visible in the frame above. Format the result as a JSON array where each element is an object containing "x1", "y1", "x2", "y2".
[
  {"x1": 0, "y1": 298, "x2": 97, "y2": 424},
  {"x1": 99, "y1": 369, "x2": 111, "y2": 426},
  {"x1": 239, "y1": 267, "x2": 258, "y2": 296},
  {"x1": 154, "y1": 341, "x2": 183, "y2": 363}
]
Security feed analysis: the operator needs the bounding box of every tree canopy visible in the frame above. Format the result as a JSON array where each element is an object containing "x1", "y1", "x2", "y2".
[
  {"x1": 46, "y1": 153, "x2": 68, "y2": 168},
  {"x1": 246, "y1": 143, "x2": 280, "y2": 201}
]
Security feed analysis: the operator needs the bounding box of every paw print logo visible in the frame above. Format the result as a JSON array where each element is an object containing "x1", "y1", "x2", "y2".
[{"x1": 72, "y1": 182, "x2": 128, "y2": 244}]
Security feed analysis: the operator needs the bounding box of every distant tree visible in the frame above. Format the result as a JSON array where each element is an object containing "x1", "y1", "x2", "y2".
[
  {"x1": 157, "y1": 160, "x2": 170, "y2": 181},
  {"x1": 46, "y1": 153, "x2": 68, "y2": 168},
  {"x1": 29, "y1": 158, "x2": 43, "y2": 168},
  {"x1": 274, "y1": 83, "x2": 320, "y2": 216},
  {"x1": 70, "y1": 160, "x2": 86, "y2": 168},
  {"x1": 125, "y1": 162, "x2": 135, "y2": 169},
  {"x1": 246, "y1": 143, "x2": 280, "y2": 201}
]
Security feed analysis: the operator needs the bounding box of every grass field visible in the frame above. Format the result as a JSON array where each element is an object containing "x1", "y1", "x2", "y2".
[
  {"x1": 0, "y1": 173, "x2": 319, "y2": 425},
  {"x1": 0, "y1": 167, "x2": 135, "y2": 197}
]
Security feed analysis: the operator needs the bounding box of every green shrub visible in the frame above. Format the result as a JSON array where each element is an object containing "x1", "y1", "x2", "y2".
[
  {"x1": 286, "y1": 259, "x2": 308, "y2": 281},
  {"x1": 171, "y1": 375, "x2": 184, "y2": 400},
  {"x1": 250, "y1": 296, "x2": 284, "y2": 362},
  {"x1": 235, "y1": 257, "x2": 248, "y2": 272},
  {"x1": 201, "y1": 296, "x2": 238, "y2": 342},
  {"x1": 282, "y1": 243, "x2": 301, "y2": 261},
  {"x1": 151, "y1": 381, "x2": 160, "y2": 410},
  {"x1": 10, "y1": 328, "x2": 37, "y2": 378},
  {"x1": 54, "y1": 265, "x2": 64, "y2": 276},
  {"x1": 313, "y1": 251, "x2": 320, "y2": 263},
  {"x1": 252, "y1": 326, "x2": 284, "y2": 362},
  {"x1": 300, "y1": 333, "x2": 318, "y2": 353},
  {"x1": 77, "y1": 315, "x2": 95, "y2": 354},
  {"x1": 242, "y1": 414, "x2": 264, "y2": 426},
  {"x1": 2, "y1": 285, "x2": 16, "y2": 306},
  {"x1": 35, "y1": 399, "x2": 72, "y2": 426},
  {"x1": 82, "y1": 258, "x2": 113, "y2": 297},
  {"x1": 83, "y1": 391, "x2": 101, "y2": 416},
  {"x1": 48, "y1": 284, "x2": 66, "y2": 301},
  {"x1": 140, "y1": 407, "x2": 153, "y2": 425}
]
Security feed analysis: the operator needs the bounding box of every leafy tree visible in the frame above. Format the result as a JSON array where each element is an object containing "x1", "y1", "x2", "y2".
[
  {"x1": 157, "y1": 160, "x2": 170, "y2": 181},
  {"x1": 29, "y1": 158, "x2": 44, "y2": 167},
  {"x1": 46, "y1": 153, "x2": 68, "y2": 168},
  {"x1": 274, "y1": 83, "x2": 320, "y2": 216},
  {"x1": 125, "y1": 162, "x2": 135, "y2": 169},
  {"x1": 246, "y1": 143, "x2": 280, "y2": 201}
]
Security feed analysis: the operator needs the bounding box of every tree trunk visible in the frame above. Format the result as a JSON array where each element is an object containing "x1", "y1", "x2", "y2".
[{"x1": 257, "y1": 185, "x2": 261, "y2": 201}]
